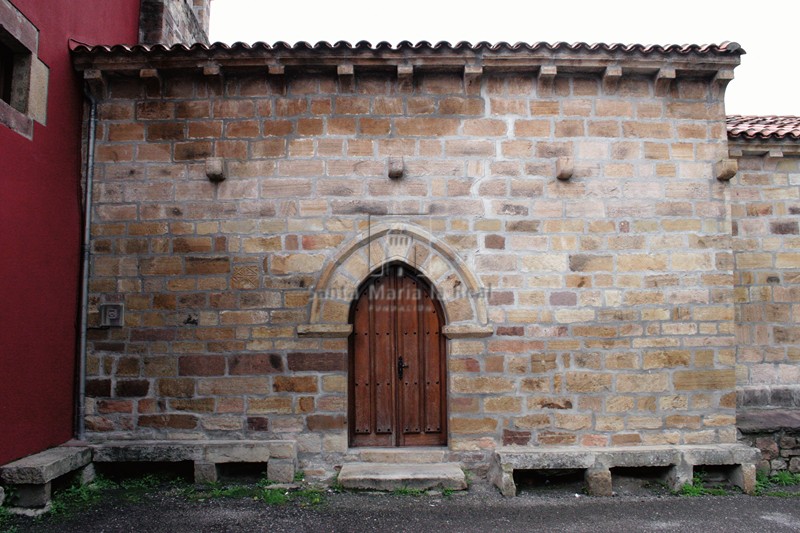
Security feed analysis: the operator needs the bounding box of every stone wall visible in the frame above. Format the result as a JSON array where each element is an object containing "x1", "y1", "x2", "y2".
[
  {"x1": 730, "y1": 149, "x2": 800, "y2": 409},
  {"x1": 139, "y1": 0, "x2": 210, "y2": 46},
  {"x1": 83, "y1": 61, "x2": 740, "y2": 470}
]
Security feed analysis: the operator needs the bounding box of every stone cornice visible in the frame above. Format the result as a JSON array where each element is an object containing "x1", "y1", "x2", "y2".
[{"x1": 71, "y1": 40, "x2": 742, "y2": 81}]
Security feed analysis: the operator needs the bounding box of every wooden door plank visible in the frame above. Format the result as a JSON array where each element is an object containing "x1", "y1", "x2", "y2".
[
  {"x1": 373, "y1": 276, "x2": 394, "y2": 435},
  {"x1": 352, "y1": 292, "x2": 371, "y2": 436},
  {"x1": 398, "y1": 274, "x2": 422, "y2": 444}
]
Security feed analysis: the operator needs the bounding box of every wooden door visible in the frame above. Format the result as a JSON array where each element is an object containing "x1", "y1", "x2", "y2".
[{"x1": 349, "y1": 264, "x2": 447, "y2": 447}]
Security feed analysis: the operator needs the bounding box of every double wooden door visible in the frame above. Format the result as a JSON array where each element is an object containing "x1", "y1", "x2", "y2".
[{"x1": 349, "y1": 265, "x2": 447, "y2": 447}]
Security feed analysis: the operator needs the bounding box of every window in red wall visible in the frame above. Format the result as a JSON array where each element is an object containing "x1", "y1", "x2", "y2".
[
  {"x1": 0, "y1": 0, "x2": 48, "y2": 139},
  {"x1": 0, "y1": 40, "x2": 13, "y2": 105}
]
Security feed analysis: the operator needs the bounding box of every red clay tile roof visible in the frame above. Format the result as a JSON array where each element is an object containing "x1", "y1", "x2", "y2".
[
  {"x1": 727, "y1": 115, "x2": 800, "y2": 140},
  {"x1": 70, "y1": 40, "x2": 744, "y2": 56}
]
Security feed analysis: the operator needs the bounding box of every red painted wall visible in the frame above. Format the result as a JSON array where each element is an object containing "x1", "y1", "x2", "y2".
[{"x1": 0, "y1": 0, "x2": 139, "y2": 465}]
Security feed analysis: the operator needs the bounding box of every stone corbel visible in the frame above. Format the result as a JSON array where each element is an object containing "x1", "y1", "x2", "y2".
[
  {"x1": 768, "y1": 149, "x2": 784, "y2": 159},
  {"x1": 139, "y1": 68, "x2": 160, "y2": 95},
  {"x1": 203, "y1": 63, "x2": 223, "y2": 93},
  {"x1": 84, "y1": 69, "x2": 106, "y2": 99},
  {"x1": 205, "y1": 157, "x2": 225, "y2": 182},
  {"x1": 712, "y1": 69, "x2": 734, "y2": 98},
  {"x1": 714, "y1": 159, "x2": 738, "y2": 181},
  {"x1": 338, "y1": 64, "x2": 354, "y2": 92},
  {"x1": 397, "y1": 65, "x2": 414, "y2": 92},
  {"x1": 556, "y1": 157, "x2": 574, "y2": 180},
  {"x1": 464, "y1": 65, "x2": 482, "y2": 93},
  {"x1": 655, "y1": 67, "x2": 675, "y2": 97},
  {"x1": 602, "y1": 66, "x2": 622, "y2": 94},
  {"x1": 268, "y1": 64, "x2": 286, "y2": 95},
  {"x1": 538, "y1": 65, "x2": 557, "y2": 96}
]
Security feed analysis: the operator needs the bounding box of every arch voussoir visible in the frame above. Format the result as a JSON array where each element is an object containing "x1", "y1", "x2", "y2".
[{"x1": 298, "y1": 222, "x2": 491, "y2": 339}]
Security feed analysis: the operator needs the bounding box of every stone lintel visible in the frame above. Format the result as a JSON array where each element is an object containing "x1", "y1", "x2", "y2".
[
  {"x1": 297, "y1": 324, "x2": 353, "y2": 338},
  {"x1": 442, "y1": 324, "x2": 493, "y2": 339}
]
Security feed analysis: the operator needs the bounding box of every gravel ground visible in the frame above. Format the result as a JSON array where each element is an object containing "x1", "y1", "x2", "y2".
[{"x1": 4, "y1": 478, "x2": 800, "y2": 533}]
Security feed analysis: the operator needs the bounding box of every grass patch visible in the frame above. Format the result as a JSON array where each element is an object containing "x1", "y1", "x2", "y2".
[
  {"x1": 260, "y1": 489, "x2": 289, "y2": 505},
  {"x1": 0, "y1": 505, "x2": 18, "y2": 533},
  {"x1": 49, "y1": 476, "x2": 117, "y2": 517},
  {"x1": 393, "y1": 487, "x2": 426, "y2": 497},
  {"x1": 755, "y1": 471, "x2": 800, "y2": 496},
  {"x1": 292, "y1": 489, "x2": 325, "y2": 506},
  {"x1": 678, "y1": 473, "x2": 730, "y2": 497},
  {"x1": 118, "y1": 474, "x2": 170, "y2": 502},
  {"x1": 771, "y1": 471, "x2": 800, "y2": 487}
]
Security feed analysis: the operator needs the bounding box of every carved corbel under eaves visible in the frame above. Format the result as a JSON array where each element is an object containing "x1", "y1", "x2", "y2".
[
  {"x1": 268, "y1": 64, "x2": 286, "y2": 95},
  {"x1": 602, "y1": 66, "x2": 622, "y2": 94},
  {"x1": 655, "y1": 67, "x2": 676, "y2": 97},
  {"x1": 538, "y1": 65, "x2": 557, "y2": 96},
  {"x1": 397, "y1": 64, "x2": 414, "y2": 92},
  {"x1": 139, "y1": 68, "x2": 161, "y2": 96},
  {"x1": 338, "y1": 64, "x2": 354, "y2": 92},
  {"x1": 464, "y1": 65, "x2": 482, "y2": 93},
  {"x1": 202, "y1": 63, "x2": 223, "y2": 93},
  {"x1": 84, "y1": 69, "x2": 106, "y2": 99}
]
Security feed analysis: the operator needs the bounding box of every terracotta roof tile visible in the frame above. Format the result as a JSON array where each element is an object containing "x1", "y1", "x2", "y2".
[
  {"x1": 70, "y1": 40, "x2": 744, "y2": 56},
  {"x1": 727, "y1": 115, "x2": 800, "y2": 140}
]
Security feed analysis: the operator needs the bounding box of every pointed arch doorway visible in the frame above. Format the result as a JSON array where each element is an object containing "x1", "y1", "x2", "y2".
[{"x1": 348, "y1": 263, "x2": 447, "y2": 447}]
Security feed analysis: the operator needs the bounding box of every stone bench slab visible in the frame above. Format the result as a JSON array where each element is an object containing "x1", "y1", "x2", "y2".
[
  {"x1": 91, "y1": 440, "x2": 296, "y2": 463},
  {"x1": 0, "y1": 446, "x2": 91, "y2": 485},
  {"x1": 90, "y1": 440, "x2": 297, "y2": 484},
  {"x1": 491, "y1": 444, "x2": 760, "y2": 497}
]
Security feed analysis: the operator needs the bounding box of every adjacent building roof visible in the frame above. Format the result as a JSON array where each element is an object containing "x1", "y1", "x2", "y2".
[{"x1": 727, "y1": 115, "x2": 800, "y2": 141}]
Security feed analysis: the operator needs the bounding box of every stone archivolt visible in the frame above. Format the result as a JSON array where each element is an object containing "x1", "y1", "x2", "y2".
[{"x1": 299, "y1": 222, "x2": 491, "y2": 339}]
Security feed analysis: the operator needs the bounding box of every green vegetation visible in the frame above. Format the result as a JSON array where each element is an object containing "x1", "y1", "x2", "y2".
[
  {"x1": 755, "y1": 470, "x2": 800, "y2": 497},
  {"x1": 0, "y1": 504, "x2": 17, "y2": 533},
  {"x1": 770, "y1": 471, "x2": 800, "y2": 487},
  {"x1": 180, "y1": 474, "x2": 325, "y2": 507},
  {"x1": 678, "y1": 473, "x2": 730, "y2": 497},
  {"x1": 49, "y1": 476, "x2": 117, "y2": 517},
  {"x1": 392, "y1": 487, "x2": 426, "y2": 496}
]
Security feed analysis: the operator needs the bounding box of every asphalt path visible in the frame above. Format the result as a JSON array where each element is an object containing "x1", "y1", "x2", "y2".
[{"x1": 10, "y1": 481, "x2": 800, "y2": 533}]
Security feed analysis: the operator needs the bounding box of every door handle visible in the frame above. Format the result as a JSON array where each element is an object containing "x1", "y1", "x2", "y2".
[{"x1": 397, "y1": 356, "x2": 409, "y2": 379}]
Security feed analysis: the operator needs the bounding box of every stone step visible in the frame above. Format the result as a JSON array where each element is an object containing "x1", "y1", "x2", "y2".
[
  {"x1": 338, "y1": 462, "x2": 467, "y2": 491},
  {"x1": 348, "y1": 447, "x2": 448, "y2": 464}
]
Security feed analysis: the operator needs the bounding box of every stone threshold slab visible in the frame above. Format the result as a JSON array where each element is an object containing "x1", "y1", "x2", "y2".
[{"x1": 338, "y1": 462, "x2": 467, "y2": 491}]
